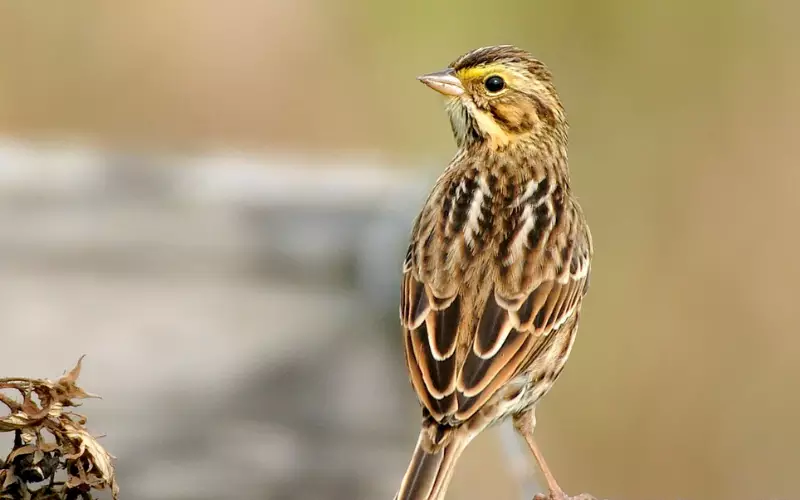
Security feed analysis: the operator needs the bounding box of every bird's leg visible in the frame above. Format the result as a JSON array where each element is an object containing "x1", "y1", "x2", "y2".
[{"x1": 513, "y1": 410, "x2": 567, "y2": 500}]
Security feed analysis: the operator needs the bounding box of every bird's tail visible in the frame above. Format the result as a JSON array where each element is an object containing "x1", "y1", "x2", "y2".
[{"x1": 395, "y1": 426, "x2": 476, "y2": 500}]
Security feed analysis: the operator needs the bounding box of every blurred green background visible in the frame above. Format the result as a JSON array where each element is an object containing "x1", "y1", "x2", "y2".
[{"x1": 1, "y1": 1, "x2": 800, "y2": 499}]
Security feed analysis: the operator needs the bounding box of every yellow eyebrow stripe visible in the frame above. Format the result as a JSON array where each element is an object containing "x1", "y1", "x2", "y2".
[{"x1": 456, "y1": 64, "x2": 509, "y2": 82}]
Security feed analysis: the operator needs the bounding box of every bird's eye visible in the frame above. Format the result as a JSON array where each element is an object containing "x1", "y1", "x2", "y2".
[{"x1": 484, "y1": 75, "x2": 505, "y2": 93}]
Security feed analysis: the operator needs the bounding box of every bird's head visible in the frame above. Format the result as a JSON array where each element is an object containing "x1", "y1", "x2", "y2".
[{"x1": 418, "y1": 45, "x2": 567, "y2": 151}]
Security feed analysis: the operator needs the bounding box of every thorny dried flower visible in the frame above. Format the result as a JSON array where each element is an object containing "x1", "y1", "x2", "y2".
[{"x1": 0, "y1": 357, "x2": 118, "y2": 500}]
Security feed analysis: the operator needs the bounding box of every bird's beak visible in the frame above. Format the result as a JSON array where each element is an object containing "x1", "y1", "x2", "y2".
[{"x1": 417, "y1": 68, "x2": 464, "y2": 97}]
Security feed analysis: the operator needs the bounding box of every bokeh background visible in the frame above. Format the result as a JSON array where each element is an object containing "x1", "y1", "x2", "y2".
[{"x1": 1, "y1": 2, "x2": 799, "y2": 499}]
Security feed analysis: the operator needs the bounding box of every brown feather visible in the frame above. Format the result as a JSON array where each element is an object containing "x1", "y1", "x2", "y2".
[
  {"x1": 411, "y1": 321, "x2": 455, "y2": 399},
  {"x1": 431, "y1": 295, "x2": 461, "y2": 360},
  {"x1": 409, "y1": 281, "x2": 431, "y2": 330},
  {"x1": 473, "y1": 292, "x2": 512, "y2": 358},
  {"x1": 459, "y1": 328, "x2": 527, "y2": 397},
  {"x1": 519, "y1": 281, "x2": 554, "y2": 330},
  {"x1": 535, "y1": 282, "x2": 563, "y2": 332},
  {"x1": 404, "y1": 330, "x2": 438, "y2": 417}
]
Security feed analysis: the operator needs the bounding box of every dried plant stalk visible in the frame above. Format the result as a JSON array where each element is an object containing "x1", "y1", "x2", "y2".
[{"x1": 0, "y1": 357, "x2": 117, "y2": 499}]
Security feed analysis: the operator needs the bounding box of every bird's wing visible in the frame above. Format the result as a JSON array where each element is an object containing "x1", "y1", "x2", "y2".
[
  {"x1": 400, "y1": 172, "x2": 592, "y2": 423},
  {"x1": 454, "y1": 193, "x2": 592, "y2": 421}
]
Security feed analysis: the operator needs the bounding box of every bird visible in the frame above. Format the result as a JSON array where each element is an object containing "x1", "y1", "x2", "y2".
[{"x1": 395, "y1": 45, "x2": 593, "y2": 500}]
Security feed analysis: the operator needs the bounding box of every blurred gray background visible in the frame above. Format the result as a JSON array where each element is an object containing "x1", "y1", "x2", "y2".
[{"x1": 1, "y1": 2, "x2": 800, "y2": 500}]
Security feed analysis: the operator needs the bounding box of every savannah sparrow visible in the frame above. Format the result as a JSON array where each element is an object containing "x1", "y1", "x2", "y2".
[{"x1": 395, "y1": 45, "x2": 593, "y2": 500}]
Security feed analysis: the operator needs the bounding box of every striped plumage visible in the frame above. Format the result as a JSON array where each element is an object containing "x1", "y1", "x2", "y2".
[{"x1": 396, "y1": 46, "x2": 593, "y2": 500}]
